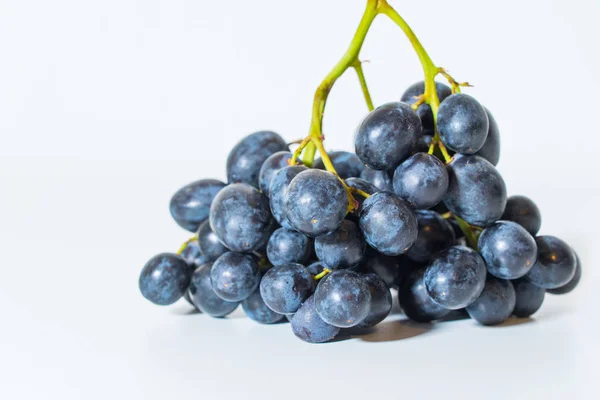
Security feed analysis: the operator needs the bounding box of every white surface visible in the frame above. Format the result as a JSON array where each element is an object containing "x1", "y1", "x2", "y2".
[{"x1": 0, "y1": 0, "x2": 598, "y2": 399}]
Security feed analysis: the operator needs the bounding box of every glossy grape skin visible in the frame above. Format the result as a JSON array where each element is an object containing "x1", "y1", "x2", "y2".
[
  {"x1": 260, "y1": 263, "x2": 315, "y2": 314},
  {"x1": 170, "y1": 179, "x2": 226, "y2": 232},
  {"x1": 424, "y1": 245, "x2": 487, "y2": 310},
  {"x1": 285, "y1": 169, "x2": 348, "y2": 237},
  {"x1": 512, "y1": 278, "x2": 545, "y2": 317},
  {"x1": 315, "y1": 220, "x2": 366, "y2": 269},
  {"x1": 266, "y1": 228, "x2": 312, "y2": 266},
  {"x1": 398, "y1": 268, "x2": 450, "y2": 323},
  {"x1": 291, "y1": 295, "x2": 340, "y2": 343},
  {"x1": 188, "y1": 264, "x2": 239, "y2": 317},
  {"x1": 407, "y1": 210, "x2": 456, "y2": 263},
  {"x1": 269, "y1": 165, "x2": 308, "y2": 229},
  {"x1": 358, "y1": 192, "x2": 418, "y2": 256},
  {"x1": 526, "y1": 236, "x2": 577, "y2": 289},
  {"x1": 355, "y1": 102, "x2": 422, "y2": 171},
  {"x1": 501, "y1": 195, "x2": 542, "y2": 236},
  {"x1": 313, "y1": 151, "x2": 365, "y2": 179},
  {"x1": 242, "y1": 288, "x2": 285, "y2": 324},
  {"x1": 363, "y1": 251, "x2": 402, "y2": 288},
  {"x1": 401, "y1": 81, "x2": 452, "y2": 135},
  {"x1": 547, "y1": 253, "x2": 582, "y2": 295},
  {"x1": 478, "y1": 221, "x2": 537, "y2": 280},
  {"x1": 437, "y1": 93, "x2": 489, "y2": 154},
  {"x1": 139, "y1": 253, "x2": 192, "y2": 306},
  {"x1": 226, "y1": 130, "x2": 288, "y2": 187},
  {"x1": 210, "y1": 252, "x2": 261, "y2": 301},
  {"x1": 360, "y1": 166, "x2": 392, "y2": 192},
  {"x1": 209, "y1": 183, "x2": 274, "y2": 253},
  {"x1": 314, "y1": 270, "x2": 371, "y2": 328},
  {"x1": 196, "y1": 220, "x2": 228, "y2": 261},
  {"x1": 443, "y1": 154, "x2": 507, "y2": 227},
  {"x1": 393, "y1": 152, "x2": 449, "y2": 210},
  {"x1": 258, "y1": 151, "x2": 294, "y2": 195},
  {"x1": 474, "y1": 108, "x2": 500, "y2": 166},
  {"x1": 357, "y1": 273, "x2": 393, "y2": 328},
  {"x1": 466, "y1": 277, "x2": 515, "y2": 326},
  {"x1": 307, "y1": 261, "x2": 326, "y2": 276}
]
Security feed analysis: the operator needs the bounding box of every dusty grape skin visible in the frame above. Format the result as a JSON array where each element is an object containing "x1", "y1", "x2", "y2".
[
  {"x1": 139, "y1": 253, "x2": 192, "y2": 306},
  {"x1": 210, "y1": 252, "x2": 261, "y2": 302},
  {"x1": 443, "y1": 154, "x2": 507, "y2": 227},
  {"x1": 355, "y1": 102, "x2": 422, "y2": 171},
  {"x1": 266, "y1": 227, "x2": 312, "y2": 266},
  {"x1": 209, "y1": 183, "x2": 274, "y2": 253},
  {"x1": 401, "y1": 81, "x2": 452, "y2": 134},
  {"x1": 260, "y1": 263, "x2": 315, "y2": 314},
  {"x1": 478, "y1": 221, "x2": 537, "y2": 280},
  {"x1": 526, "y1": 236, "x2": 577, "y2": 289},
  {"x1": 358, "y1": 192, "x2": 418, "y2": 256},
  {"x1": 466, "y1": 277, "x2": 516, "y2": 326},
  {"x1": 398, "y1": 268, "x2": 450, "y2": 323},
  {"x1": 258, "y1": 151, "x2": 295, "y2": 196},
  {"x1": 269, "y1": 165, "x2": 309, "y2": 230},
  {"x1": 512, "y1": 278, "x2": 545, "y2": 317},
  {"x1": 170, "y1": 179, "x2": 226, "y2": 232},
  {"x1": 314, "y1": 270, "x2": 371, "y2": 328},
  {"x1": 315, "y1": 220, "x2": 366, "y2": 269},
  {"x1": 188, "y1": 264, "x2": 239, "y2": 317},
  {"x1": 226, "y1": 131, "x2": 288, "y2": 187},
  {"x1": 284, "y1": 169, "x2": 348, "y2": 237},
  {"x1": 393, "y1": 152, "x2": 449, "y2": 210},
  {"x1": 501, "y1": 195, "x2": 542, "y2": 236},
  {"x1": 242, "y1": 288, "x2": 285, "y2": 324},
  {"x1": 313, "y1": 151, "x2": 365, "y2": 179},
  {"x1": 196, "y1": 220, "x2": 228, "y2": 261},
  {"x1": 291, "y1": 296, "x2": 340, "y2": 343},
  {"x1": 360, "y1": 166, "x2": 393, "y2": 192},
  {"x1": 424, "y1": 245, "x2": 487, "y2": 310},
  {"x1": 357, "y1": 273, "x2": 393, "y2": 328},
  {"x1": 407, "y1": 210, "x2": 456, "y2": 263},
  {"x1": 474, "y1": 108, "x2": 501, "y2": 166},
  {"x1": 547, "y1": 253, "x2": 582, "y2": 295},
  {"x1": 362, "y1": 250, "x2": 402, "y2": 288},
  {"x1": 307, "y1": 261, "x2": 326, "y2": 276},
  {"x1": 437, "y1": 93, "x2": 489, "y2": 154},
  {"x1": 345, "y1": 177, "x2": 380, "y2": 210}
]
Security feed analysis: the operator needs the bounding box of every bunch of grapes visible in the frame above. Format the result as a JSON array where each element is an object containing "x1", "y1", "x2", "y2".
[{"x1": 138, "y1": 1, "x2": 581, "y2": 344}]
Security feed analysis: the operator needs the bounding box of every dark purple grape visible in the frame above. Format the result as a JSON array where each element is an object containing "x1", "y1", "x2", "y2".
[
  {"x1": 401, "y1": 81, "x2": 452, "y2": 135},
  {"x1": 501, "y1": 195, "x2": 542, "y2": 236},
  {"x1": 170, "y1": 179, "x2": 226, "y2": 232},
  {"x1": 291, "y1": 296, "x2": 340, "y2": 343},
  {"x1": 360, "y1": 166, "x2": 392, "y2": 191},
  {"x1": 547, "y1": 253, "x2": 582, "y2": 295},
  {"x1": 242, "y1": 288, "x2": 285, "y2": 324},
  {"x1": 315, "y1": 220, "x2": 366, "y2": 269},
  {"x1": 474, "y1": 108, "x2": 500, "y2": 165},
  {"x1": 269, "y1": 165, "x2": 308, "y2": 230},
  {"x1": 258, "y1": 151, "x2": 294, "y2": 195},
  {"x1": 314, "y1": 270, "x2": 371, "y2": 328},
  {"x1": 398, "y1": 268, "x2": 450, "y2": 322},
  {"x1": 210, "y1": 252, "x2": 261, "y2": 302},
  {"x1": 188, "y1": 264, "x2": 239, "y2": 317},
  {"x1": 266, "y1": 227, "x2": 312, "y2": 266},
  {"x1": 527, "y1": 236, "x2": 576, "y2": 289},
  {"x1": 196, "y1": 220, "x2": 228, "y2": 261},
  {"x1": 437, "y1": 93, "x2": 489, "y2": 154},
  {"x1": 466, "y1": 277, "x2": 516, "y2": 326},
  {"x1": 260, "y1": 263, "x2": 315, "y2": 314},
  {"x1": 362, "y1": 250, "x2": 402, "y2": 288},
  {"x1": 392, "y1": 152, "x2": 448, "y2": 210},
  {"x1": 407, "y1": 210, "x2": 455, "y2": 263},
  {"x1": 313, "y1": 151, "x2": 365, "y2": 179},
  {"x1": 357, "y1": 273, "x2": 393, "y2": 328},
  {"x1": 139, "y1": 253, "x2": 191, "y2": 306},
  {"x1": 512, "y1": 278, "x2": 545, "y2": 317}
]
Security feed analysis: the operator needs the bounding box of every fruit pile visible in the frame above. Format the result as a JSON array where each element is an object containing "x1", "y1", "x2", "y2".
[{"x1": 138, "y1": 1, "x2": 581, "y2": 343}]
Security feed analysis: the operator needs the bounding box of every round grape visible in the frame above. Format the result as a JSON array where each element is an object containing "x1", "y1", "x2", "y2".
[
  {"x1": 392, "y1": 152, "x2": 448, "y2": 210},
  {"x1": 466, "y1": 277, "x2": 516, "y2": 326},
  {"x1": 501, "y1": 195, "x2": 542, "y2": 236},
  {"x1": 512, "y1": 278, "x2": 545, "y2": 318},
  {"x1": 291, "y1": 296, "x2": 340, "y2": 343},
  {"x1": 398, "y1": 268, "x2": 450, "y2": 323},
  {"x1": 401, "y1": 81, "x2": 452, "y2": 135},
  {"x1": 260, "y1": 263, "x2": 315, "y2": 314},
  {"x1": 315, "y1": 220, "x2": 366, "y2": 269},
  {"x1": 266, "y1": 227, "x2": 312, "y2": 266},
  {"x1": 269, "y1": 165, "x2": 308, "y2": 229},
  {"x1": 196, "y1": 220, "x2": 228, "y2": 261},
  {"x1": 170, "y1": 179, "x2": 226, "y2": 232},
  {"x1": 437, "y1": 93, "x2": 489, "y2": 154},
  {"x1": 258, "y1": 151, "x2": 294, "y2": 195},
  {"x1": 242, "y1": 288, "x2": 285, "y2": 324},
  {"x1": 360, "y1": 166, "x2": 392, "y2": 191},
  {"x1": 210, "y1": 252, "x2": 261, "y2": 301},
  {"x1": 188, "y1": 264, "x2": 239, "y2": 317},
  {"x1": 526, "y1": 236, "x2": 576, "y2": 289},
  {"x1": 362, "y1": 250, "x2": 402, "y2": 288},
  {"x1": 139, "y1": 253, "x2": 191, "y2": 306},
  {"x1": 474, "y1": 108, "x2": 500, "y2": 166},
  {"x1": 314, "y1": 270, "x2": 371, "y2": 328},
  {"x1": 547, "y1": 253, "x2": 582, "y2": 295},
  {"x1": 357, "y1": 273, "x2": 393, "y2": 328},
  {"x1": 407, "y1": 210, "x2": 456, "y2": 263}
]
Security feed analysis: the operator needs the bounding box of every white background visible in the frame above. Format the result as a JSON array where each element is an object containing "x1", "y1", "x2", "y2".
[{"x1": 1, "y1": 0, "x2": 598, "y2": 398}]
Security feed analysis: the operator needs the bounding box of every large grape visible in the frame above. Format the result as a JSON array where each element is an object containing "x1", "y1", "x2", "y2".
[
  {"x1": 314, "y1": 270, "x2": 371, "y2": 328},
  {"x1": 269, "y1": 165, "x2": 308, "y2": 229},
  {"x1": 398, "y1": 268, "x2": 450, "y2": 323},
  {"x1": 501, "y1": 195, "x2": 542, "y2": 236},
  {"x1": 258, "y1": 151, "x2": 294, "y2": 195},
  {"x1": 407, "y1": 210, "x2": 455, "y2": 263},
  {"x1": 314, "y1": 220, "x2": 366, "y2": 269},
  {"x1": 313, "y1": 151, "x2": 365, "y2": 179},
  {"x1": 393, "y1": 152, "x2": 449, "y2": 210},
  {"x1": 466, "y1": 277, "x2": 516, "y2": 326},
  {"x1": 188, "y1": 264, "x2": 238, "y2": 317},
  {"x1": 210, "y1": 252, "x2": 261, "y2": 302},
  {"x1": 170, "y1": 179, "x2": 226, "y2": 232},
  {"x1": 260, "y1": 263, "x2": 315, "y2": 314},
  {"x1": 401, "y1": 81, "x2": 452, "y2": 135},
  {"x1": 437, "y1": 93, "x2": 489, "y2": 154},
  {"x1": 139, "y1": 253, "x2": 191, "y2": 306},
  {"x1": 526, "y1": 236, "x2": 576, "y2": 289}
]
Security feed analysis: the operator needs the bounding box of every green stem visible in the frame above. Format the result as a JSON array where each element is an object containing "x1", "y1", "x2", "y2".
[
  {"x1": 454, "y1": 216, "x2": 479, "y2": 249},
  {"x1": 176, "y1": 235, "x2": 198, "y2": 256},
  {"x1": 352, "y1": 60, "x2": 375, "y2": 111}
]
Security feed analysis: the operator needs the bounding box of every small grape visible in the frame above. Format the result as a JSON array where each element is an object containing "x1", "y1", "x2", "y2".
[
  {"x1": 314, "y1": 270, "x2": 371, "y2": 328},
  {"x1": 466, "y1": 277, "x2": 516, "y2": 326},
  {"x1": 360, "y1": 166, "x2": 392, "y2": 192},
  {"x1": 242, "y1": 288, "x2": 285, "y2": 324},
  {"x1": 170, "y1": 179, "x2": 226, "y2": 232},
  {"x1": 314, "y1": 220, "x2": 366, "y2": 269},
  {"x1": 437, "y1": 93, "x2": 489, "y2": 154},
  {"x1": 266, "y1": 227, "x2": 312, "y2": 266},
  {"x1": 196, "y1": 220, "x2": 228, "y2": 261},
  {"x1": 407, "y1": 210, "x2": 456, "y2": 263},
  {"x1": 260, "y1": 263, "x2": 315, "y2": 314},
  {"x1": 139, "y1": 253, "x2": 192, "y2": 306},
  {"x1": 258, "y1": 151, "x2": 294, "y2": 195},
  {"x1": 501, "y1": 195, "x2": 542, "y2": 236},
  {"x1": 393, "y1": 152, "x2": 449, "y2": 210},
  {"x1": 269, "y1": 165, "x2": 308, "y2": 229},
  {"x1": 210, "y1": 252, "x2": 261, "y2": 301},
  {"x1": 188, "y1": 264, "x2": 239, "y2": 317},
  {"x1": 526, "y1": 236, "x2": 576, "y2": 289},
  {"x1": 291, "y1": 296, "x2": 340, "y2": 343}
]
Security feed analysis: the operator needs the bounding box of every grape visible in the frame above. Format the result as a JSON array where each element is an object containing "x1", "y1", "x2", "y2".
[
  {"x1": 196, "y1": 220, "x2": 228, "y2": 261},
  {"x1": 393, "y1": 152, "x2": 449, "y2": 210},
  {"x1": 307, "y1": 261, "x2": 327, "y2": 276},
  {"x1": 358, "y1": 192, "x2": 418, "y2": 256},
  {"x1": 355, "y1": 102, "x2": 422, "y2": 171},
  {"x1": 501, "y1": 195, "x2": 542, "y2": 236},
  {"x1": 443, "y1": 154, "x2": 507, "y2": 227},
  {"x1": 401, "y1": 81, "x2": 452, "y2": 134},
  {"x1": 424, "y1": 245, "x2": 487, "y2": 310},
  {"x1": 466, "y1": 277, "x2": 516, "y2": 326},
  {"x1": 226, "y1": 131, "x2": 288, "y2": 186},
  {"x1": 357, "y1": 273, "x2": 393, "y2": 328},
  {"x1": 437, "y1": 93, "x2": 489, "y2": 154},
  {"x1": 188, "y1": 264, "x2": 239, "y2": 317},
  {"x1": 269, "y1": 165, "x2": 308, "y2": 229},
  {"x1": 345, "y1": 177, "x2": 379, "y2": 210},
  {"x1": 242, "y1": 288, "x2": 285, "y2": 324},
  {"x1": 314, "y1": 220, "x2": 366, "y2": 269},
  {"x1": 170, "y1": 179, "x2": 226, "y2": 232},
  {"x1": 474, "y1": 108, "x2": 500, "y2": 166},
  {"x1": 362, "y1": 250, "x2": 402, "y2": 288},
  {"x1": 291, "y1": 295, "x2": 340, "y2": 343},
  {"x1": 139, "y1": 253, "x2": 192, "y2": 306},
  {"x1": 210, "y1": 252, "x2": 261, "y2": 301},
  {"x1": 398, "y1": 268, "x2": 450, "y2": 323},
  {"x1": 526, "y1": 236, "x2": 576, "y2": 289},
  {"x1": 360, "y1": 166, "x2": 392, "y2": 192},
  {"x1": 407, "y1": 210, "x2": 456, "y2": 263},
  {"x1": 180, "y1": 239, "x2": 209, "y2": 267},
  {"x1": 285, "y1": 169, "x2": 348, "y2": 237},
  {"x1": 266, "y1": 227, "x2": 312, "y2": 266},
  {"x1": 512, "y1": 278, "x2": 545, "y2": 318},
  {"x1": 413, "y1": 134, "x2": 434, "y2": 154},
  {"x1": 478, "y1": 221, "x2": 537, "y2": 279},
  {"x1": 314, "y1": 151, "x2": 365, "y2": 179},
  {"x1": 258, "y1": 151, "x2": 294, "y2": 195},
  {"x1": 209, "y1": 183, "x2": 274, "y2": 252},
  {"x1": 314, "y1": 270, "x2": 371, "y2": 328},
  {"x1": 547, "y1": 253, "x2": 582, "y2": 295},
  {"x1": 259, "y1": 263, "x2": 315, "y2": 314}
]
